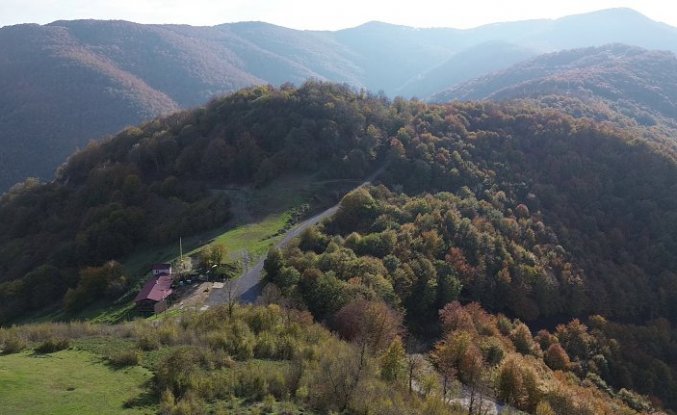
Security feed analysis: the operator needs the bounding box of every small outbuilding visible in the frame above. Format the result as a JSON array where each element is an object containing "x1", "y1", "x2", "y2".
[
  {"x1": 152, "y1": 263, "x2": 172, "y2": 276},
  {"x1": 134, "y1": 273, "x2": 174, "y2": 314}
]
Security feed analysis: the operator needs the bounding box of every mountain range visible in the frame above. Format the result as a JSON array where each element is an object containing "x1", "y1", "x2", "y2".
[
  {"x1": 432, "y1": 43, "x2": 677, "y2": 124},
  {"x1": 3, "y1": 8, "x2": 677, "y2": 190}
]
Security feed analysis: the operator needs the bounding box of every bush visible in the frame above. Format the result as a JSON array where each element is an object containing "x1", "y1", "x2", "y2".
[
  {"x1": 1, "y1": 334, "x2": 27, "y2": 354},
  {"x1": 137, "y1": 333, "x2": 160, "y2": 351},
  {"x1": 107, "y1": 349, "x2": 141, "y2": 367},
  {"x1": 156, "y1": 347, "x2": 206, "y2": 398},
  {"x1": 544, "y1": 343, "x2": 570, "y2": 371},
  {"x1": 236, "y1": 368, "x2": 268, "y2": 400},
  {"x1": 173, "y1": 392, "x2": 206, "y2": 415},
  {"x1": 34, "y1": 337, "x2": 70, "y2": 354},
  {"x1": 480, "y1": 337, "x2": 505, "y2": 366},
  {"x1": 497, "y1": 315, "x2": 514, "y2": 336},
  {"x1": 511, "y1": 322, "x2": 537, "y2": 356},
  {"x1": 254, "y1": 332, "x2": 278, "y2": 359},
  {"x1": 158, "y1": 325, "x2": 180, "y2": 345}
]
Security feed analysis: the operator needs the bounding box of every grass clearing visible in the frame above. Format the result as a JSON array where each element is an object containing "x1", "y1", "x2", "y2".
[
  {"x1": 0, "y1": 349, "x2": 154, "y2": 415},
  {"x1": 200, "y1": 212, "x2": 290, "y2": 261}
]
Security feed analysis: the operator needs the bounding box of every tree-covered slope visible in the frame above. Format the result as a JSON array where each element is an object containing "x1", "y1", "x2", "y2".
[
  {"x1": 0, "y1": 23, "x2": 180, "y2": 190},
  {"x1": 5, "y1": 8, "x2": 677, "y2": 191},
  {"x1": 2, "y1": 81, "x2": 677, "y2": 327},
  {"x1": 0, "y1": 82, "x2": 390, "y2": 323},
  {"x1": 2, "y1": 82, "x2": 677, "y2": 411},
  {"x1": 397, "y1": 42, "x2": 537, "y2": 99},
  {"x1": 431, "y1": 44, "x2": 677, "y2": 129},
  {"x1": 263, "y1": 98, "x2": 677, "y2": 409}
]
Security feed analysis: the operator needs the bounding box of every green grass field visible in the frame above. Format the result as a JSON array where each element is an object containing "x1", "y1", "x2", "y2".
[
  {"x1": 195, "y1": 212, "x2": 290, "y2": 261},
  {"x1": 0, "y1": 350, "x2": 154, "y2": 415}
]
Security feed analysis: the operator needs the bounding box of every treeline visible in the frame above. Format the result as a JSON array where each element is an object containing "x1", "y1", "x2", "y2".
[{"x1": 0, "y1": 81, "x2": 393, "y2": 322}]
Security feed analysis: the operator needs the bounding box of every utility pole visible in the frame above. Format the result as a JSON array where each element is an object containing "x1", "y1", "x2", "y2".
[{"x1": 179, "y1": 237, "x2": 184, "y2": 277}]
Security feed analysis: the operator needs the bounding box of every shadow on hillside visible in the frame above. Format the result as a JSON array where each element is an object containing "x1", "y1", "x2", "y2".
[{"x1": 122, "y1": 379, "x2": 157, "y2": 410}]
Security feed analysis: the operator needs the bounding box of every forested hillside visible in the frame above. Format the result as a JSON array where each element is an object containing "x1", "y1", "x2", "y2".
[
  {"x1": 432, "y1": 44, "x2": 677, "y2": 133},
  {"x1": 261, "y1": 93, "x2": 677, "y2": 409},
  {"x1": 1, "y1": 82, "x2": 677, "y2": 411},
  {"x1": 0, "y1": 82, "x2": 388, "y2": 323},
  {"x1": 3, "y1": 8, "x2": 677, "y2": 190}
]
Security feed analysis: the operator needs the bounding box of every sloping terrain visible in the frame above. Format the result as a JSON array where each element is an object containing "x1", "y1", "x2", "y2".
[
  {"x1": 1, "y1": 82, "x2": 677, "y2": 411},
  {"x1": 432, "y1": 44, "x2": 677, "y2": 128},
  {"x1": 4, "y1": 8, "x2": 677, "y2": 190}
]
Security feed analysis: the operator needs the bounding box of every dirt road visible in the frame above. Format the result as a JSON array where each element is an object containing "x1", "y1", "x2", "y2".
[{"x1": 207, "y1": 166, "x2": 385, "y2": 306}]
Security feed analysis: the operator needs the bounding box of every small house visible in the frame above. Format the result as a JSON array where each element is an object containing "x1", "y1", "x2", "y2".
[{"x1": 134, "y1": 273, "x2": 174, "y2": 314}]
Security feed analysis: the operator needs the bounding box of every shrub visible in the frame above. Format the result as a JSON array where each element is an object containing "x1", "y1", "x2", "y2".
[
  {"x1": 254, "y1": 332, "x2": 278, "y2": 359},
  {"x1": 1, "y1": 333, "x2": 27, "y2": 354},
  {"x1": 535, "y1": 400, "x2": 556, "y2": 415},
  {"x1": 107, "y1": 349, "x2": 141, "y2": 367},
  {"x1": 236, "y1": 368, "x2": 268, "y2": 400},
  {"x1": 480, "y1": 337, "x2": 505, "y2": 366},
  {"x1": 276, "y1": 335, "x2": 298, "y2": 360},
  {"x1": 246, "y1": 305, "x2": 281, "y2": 334},
  {"x1": 544, "y1": 343, "x2": 570, "y2": 371},
  {"x1": 497, "y1": 314, "x2": 513, "y2": 336},
  {"x1": 511, "y1": 322, "x2": 537, "y2": 356},
  {"x1": 34, "y1": 337, "x2": 70, "y2": 354},
  {"x1": 171, "y1": 391, "x2": 206, "y2": 415},
  {"x1": 158, "y1": 325, "x2": 180, "y2": 345},
  {"x1": 159, "y1": 389, "x2": 176, "y2": 415},
  {"x1": 137, "y1": 333, "x2": 160, "y2": 351},
  {"x1": 156, "y1": 347, "x2": 206, "y2": 398}
]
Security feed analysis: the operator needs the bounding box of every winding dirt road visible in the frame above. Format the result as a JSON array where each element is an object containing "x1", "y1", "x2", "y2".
[{"x1": 207, "y1": 167, "x2": 385, "y2": 306}]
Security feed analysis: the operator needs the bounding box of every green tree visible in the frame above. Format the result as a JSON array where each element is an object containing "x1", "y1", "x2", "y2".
[{"x1": 380, "y1": 337, "x2": 406, "y2": 382}]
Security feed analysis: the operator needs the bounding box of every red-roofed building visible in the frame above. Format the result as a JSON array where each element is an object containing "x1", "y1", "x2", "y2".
[{"x1": 134, "y1": 273, "x2": 174, "y2": 314}]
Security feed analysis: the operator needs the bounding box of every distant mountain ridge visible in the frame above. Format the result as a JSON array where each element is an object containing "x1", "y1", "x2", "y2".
[
  {"x1": 3, "y1": 8, "x2": 677, "y2": 190},
  {"x1": 431, "y1": 44, "x2": 677, "y2": 131}
]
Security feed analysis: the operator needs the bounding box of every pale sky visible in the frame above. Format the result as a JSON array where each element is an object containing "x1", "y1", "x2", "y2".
[{"x1": 1, "y1": 0, "x2": 676, "y2": 30}]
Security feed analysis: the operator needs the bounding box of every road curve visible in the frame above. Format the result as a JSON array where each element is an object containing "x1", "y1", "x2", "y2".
[{"x1": 207, "y1": 167, "x2": 384, "y2": 306}]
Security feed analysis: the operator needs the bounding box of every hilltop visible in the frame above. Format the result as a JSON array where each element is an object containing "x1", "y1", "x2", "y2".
[{"x1": 4, "y1": 8, "x2": 677, "y2": 189}]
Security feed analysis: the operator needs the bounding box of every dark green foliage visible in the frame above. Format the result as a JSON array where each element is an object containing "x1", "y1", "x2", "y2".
[
  {"x1": 299, "y1": 268, "x2": 347, "y2": 320},
  {"x1": 278, "y1": 185, "x2": 577, "y2": 331},
  {"x1": 263, "y1": 248, "x2": 285, "y2": 280},
  {"x1": 332, "y1": 188, "x2": 382, "y2": 234},
  {"x1": 34, "y1": 337, "x2": 70, "y2": 354},
  {"x1": 63, "y1": 261, "x2": 128, "y2": 313},
  {"x1": 106, "y1": 349, "x2": 141, "y2": 367}
]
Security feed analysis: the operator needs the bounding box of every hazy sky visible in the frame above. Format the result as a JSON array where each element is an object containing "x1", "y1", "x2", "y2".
[{"x1": 1, "y1": 0, "x2": 676, "y2": 30}]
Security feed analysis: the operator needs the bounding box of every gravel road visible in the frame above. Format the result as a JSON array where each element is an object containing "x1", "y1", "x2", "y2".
[{"x1": 207, "y1": 167, "x2": 384, "y2": 306}]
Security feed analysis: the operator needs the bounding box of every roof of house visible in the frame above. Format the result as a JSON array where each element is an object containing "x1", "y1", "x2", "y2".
[{"x1": 134, "y1": 275, "x2": 173, "y2": 303}]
